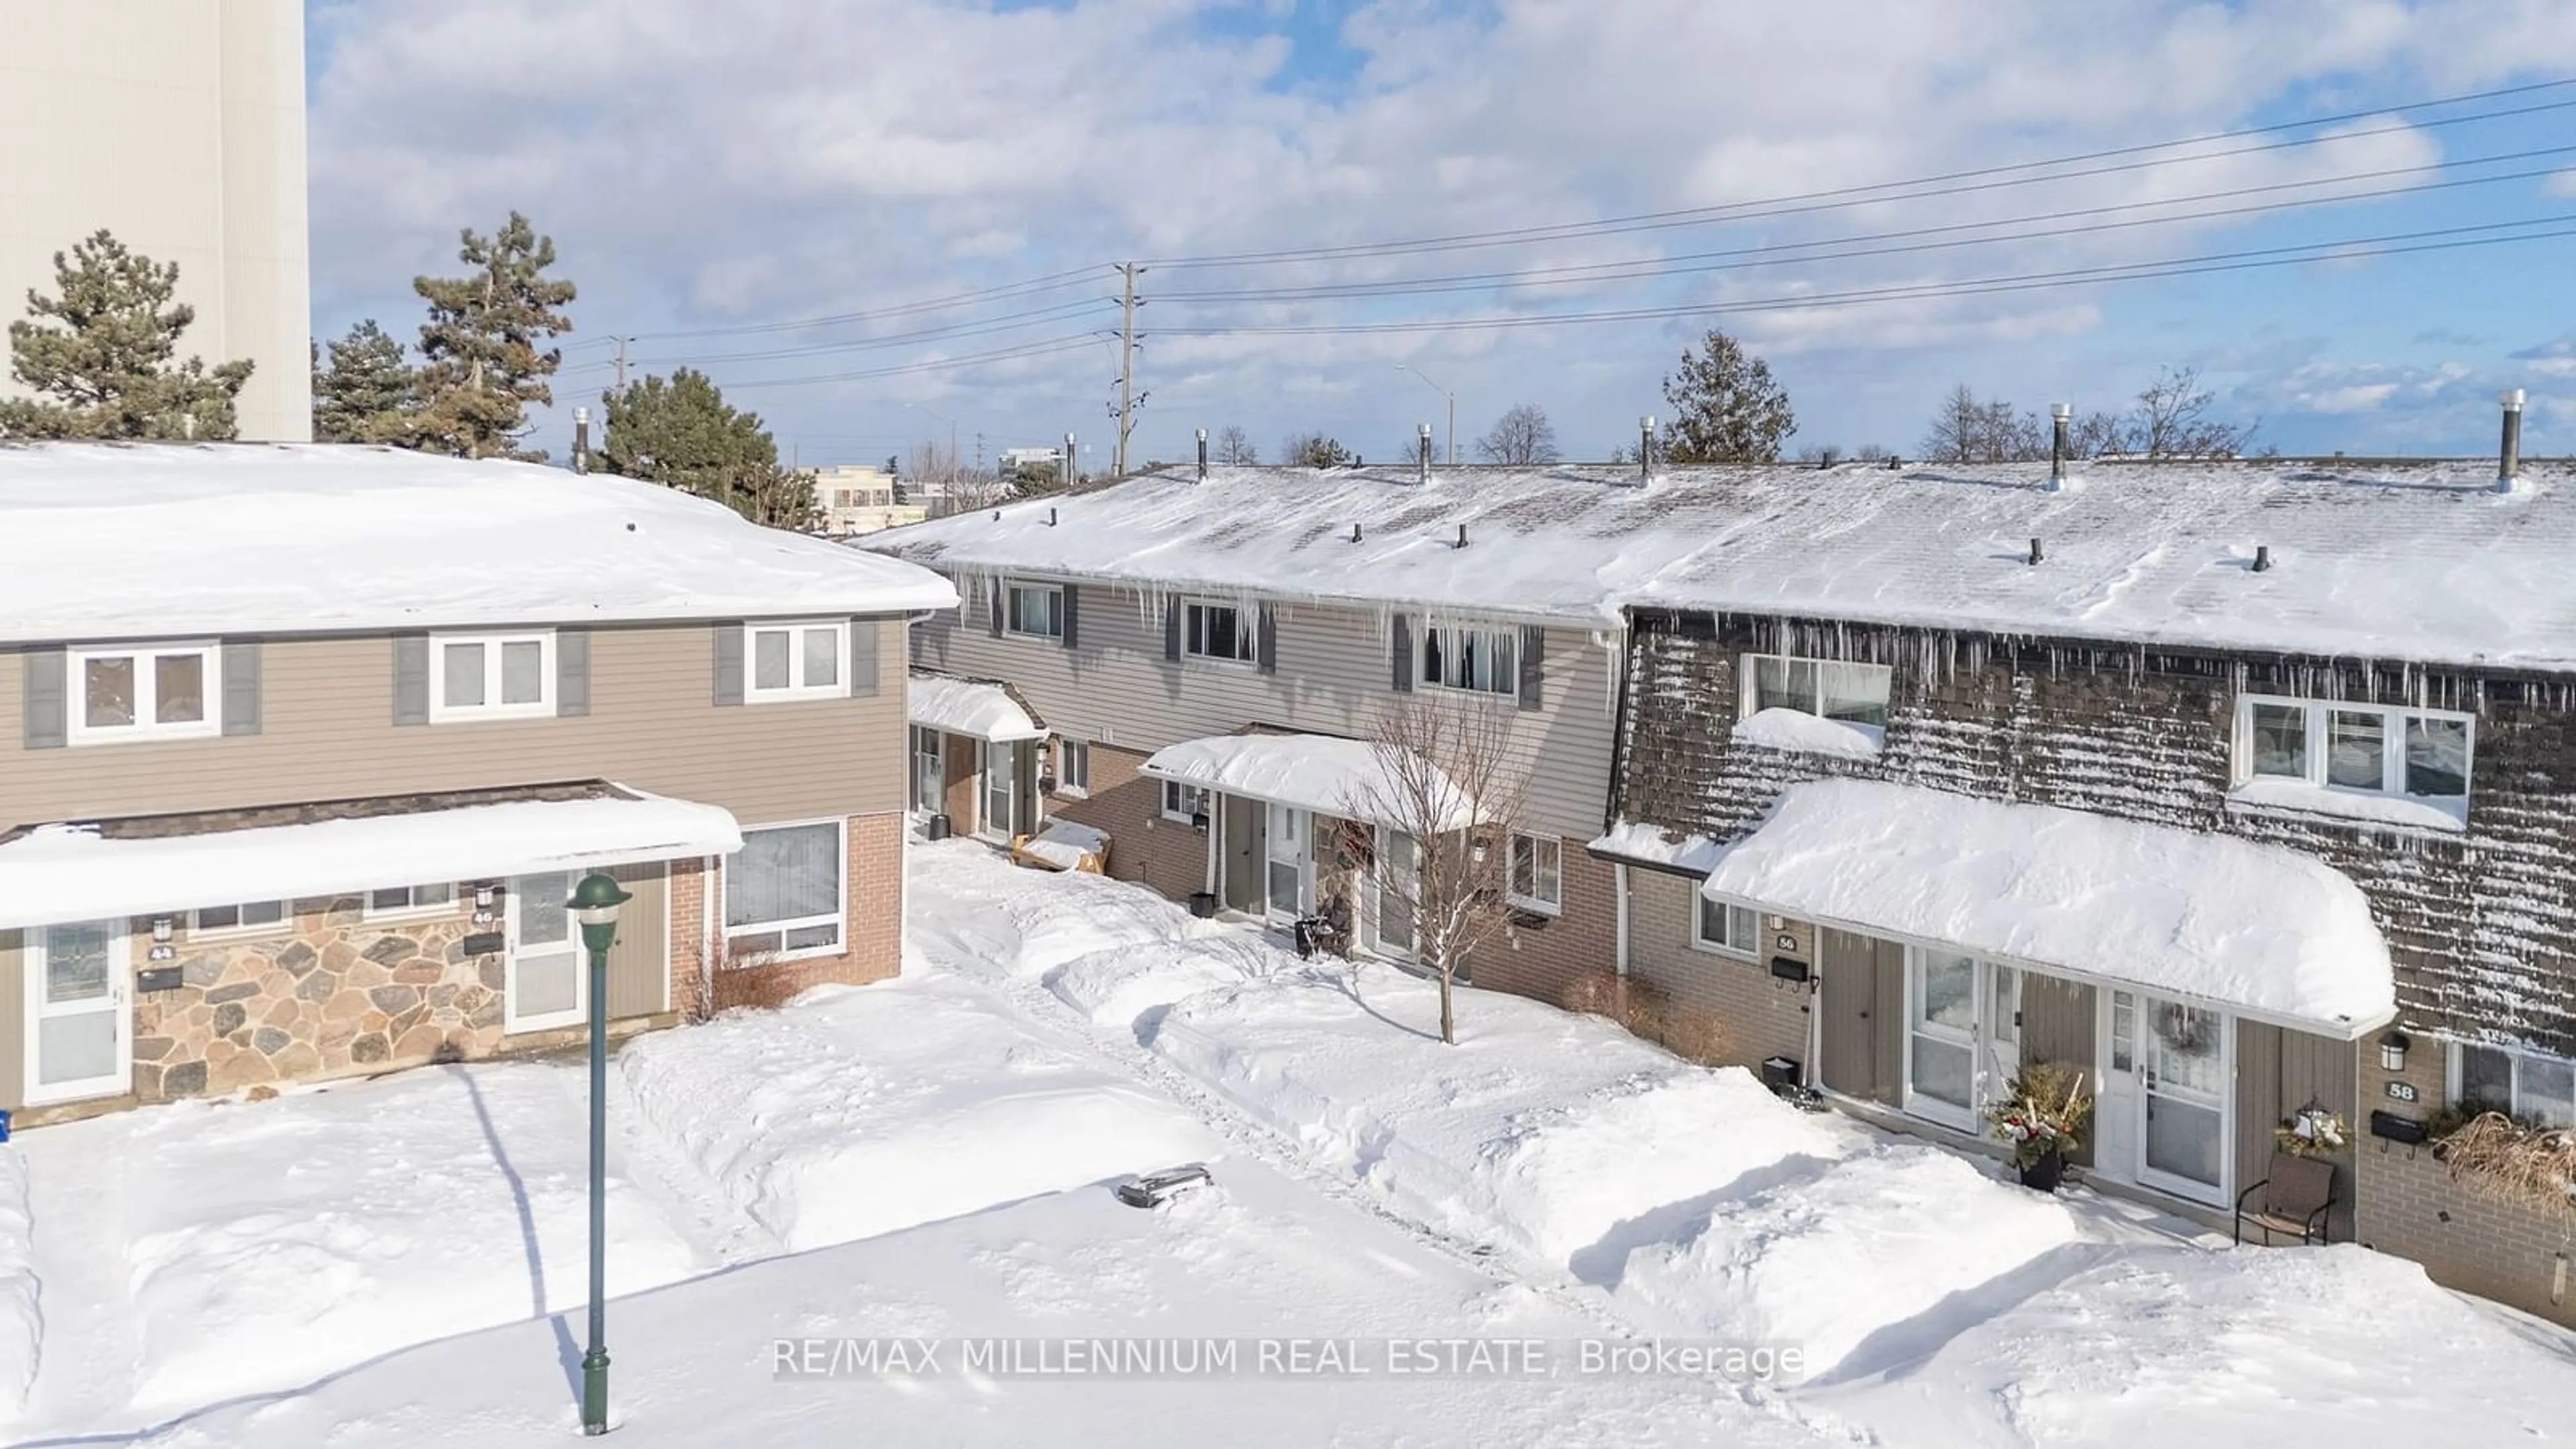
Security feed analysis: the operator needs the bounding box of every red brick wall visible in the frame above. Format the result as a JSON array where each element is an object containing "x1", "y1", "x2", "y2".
[
  {"x1": 667, "y1": 855, "x2": 712, "y2": 1020},
  {"x1": 708, "y1": 810, "x2": 906, "y2": 1012},
  {"x1": 1474, "y1": 841, "x2": 1617, "y2": 1004},
  {"x1": 1050, "y1": 741, "x2": 1209, "y2": 902}
]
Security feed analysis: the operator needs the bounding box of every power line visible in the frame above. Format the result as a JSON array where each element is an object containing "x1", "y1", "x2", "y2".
[
  {"x1": 626, "y1": 265, "x2": 1105, "y2": 343},
  {"x1": 716, "y1": 333, "x2": 1107, "y2": 391},
  {"x1": 1139, "y1": 79, "x2": 2576, "y2": 269},
  {"x1": 622, "y1": 297, "x2": 1118, "y2": 368},
  {"x1": 1154, "y1": 146, "x2": 2576, "y2": 306}
]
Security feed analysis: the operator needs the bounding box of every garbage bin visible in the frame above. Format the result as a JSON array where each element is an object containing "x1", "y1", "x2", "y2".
[
  {"x1": 925, "y1": 813, "x2": 952, "y2": 841},
  {"x1": 1187, "y1": 891, "x2": 1218, "y2": 919}
]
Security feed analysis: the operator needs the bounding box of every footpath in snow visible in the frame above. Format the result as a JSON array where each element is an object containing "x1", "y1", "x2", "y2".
[{"x1": 0, "y1": 836, "x2": 2566, "y2": 1446}]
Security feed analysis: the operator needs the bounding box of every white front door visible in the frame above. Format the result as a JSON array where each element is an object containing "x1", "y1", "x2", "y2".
[
  {"x1": 25, "y1": 920, "x2": 129, "y2": 1105},
  {"x1": 1371, "y1": 826, "x2": 1420, "y2": 961},
  {"x1": 1265, "y1": 802, "x2": 1310, "y2": 925},
  {"x1": 912, "y1": 727, "x2": 944, "y2": 814},
  {"x1": 2137, "y1": 998, "x2": 2231, "y2": 1205},
  {"x1": 981, "y1": 741, "x2": 1018, "y2": 839},
  {"x1": 1904, "y1": 948, "x2": 1980, "y2": 1130},
  {"x1": 504, "y1": 872, "x2": 585, "y2": 1034}
]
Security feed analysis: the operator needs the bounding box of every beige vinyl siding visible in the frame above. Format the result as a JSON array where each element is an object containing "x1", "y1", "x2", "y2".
[
  {"x1": 913, "y1": 582, "x2": 1615, "y2": 839},
  {"x1": 0, "y1": 618, "x2": 908, "y2": 830},
  {"x1": 0, "y1": 929, "x2": 20, "y2": 1110},
  {"x1": 2237, "y1": 1020, "x2": 2360, "y2": 1239},
  {"x1": 603, "y1": 861, "x2": 670, "y2": 1019}
]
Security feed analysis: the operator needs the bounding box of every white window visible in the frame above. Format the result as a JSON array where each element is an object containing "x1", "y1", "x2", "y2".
[
  {"x1": 1006, "y1": 582, "x2": 1064, "y2": 641},
  {"x1": 68, "y1": 641, "x2": 220, "y2": 745},
  {"x1": 365, "y1": 882, "x2": 458, "y2": 920},
  {"x1": 1421, "y1": 623, "x2": 1519, "y2": 695},
  {"x1": 1057, "y1": 738, "x2": 1091, "y2": 797},
  {"x1": 1507, "y1": 832, "x2": 1562, "y2": 913},
  {"x1": 2452, "y1": 1042, "x2": 2576, "y2": 1129},
  {"x1": 725, "y1": 820, "x2": 847, "y2": 962},
  {"x1": 745, "y1": 620, "x2": 848, "y2": 702},
  {"x1": 1694, "y1": 896, "x2": 1762, "y2": 957},
  {"x1": 2236, "y1": 695, "x2": 2472, "y2": 820},
  {"x1": 1183, "y1": 600, "x2": 1257, "y2": 665},
  {"x1": 1739, "y1": 654, "x2": 1891, "y2": 739},
  {"x1": 431, "y1": 631, "x2": 555, "y2": 721},
  {"x1": 190, "y1": 900, "x2": 288, "y2": 937},
  {"x1": 1161, "y1": 780, "x2": 1208, "y2": 823}
]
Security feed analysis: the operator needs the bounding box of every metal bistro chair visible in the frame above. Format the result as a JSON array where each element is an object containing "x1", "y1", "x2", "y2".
[{"x1": 2234, "y1": 1151, "x2": 2338, "y2": 1246}]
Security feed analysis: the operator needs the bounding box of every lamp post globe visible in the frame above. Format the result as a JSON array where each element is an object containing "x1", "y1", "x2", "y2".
[{"x1": 567, "y1": 870, "x2": 629, "y2": 1436}]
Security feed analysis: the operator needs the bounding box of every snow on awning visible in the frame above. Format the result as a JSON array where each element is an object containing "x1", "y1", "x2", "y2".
[
  {"x1": 909, "y1": 672, "x2": 1045, "y2": 742},
  {"x1": 1589, "y1": 820, "x2": 1725, "y2": 876},
  {"x1": 0, "y1": 785, "x2": 743, "y2": 930},
  {"x1": 1697, "y1": 779, "x2": 2396, "y2": 1036},
  {"x1": 1140, "y1": 734, "x2": 1474, "y2": 831}
]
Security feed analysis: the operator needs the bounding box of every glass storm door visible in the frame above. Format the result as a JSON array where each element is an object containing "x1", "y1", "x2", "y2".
[
  {"x1": 2139, "y1": 999, "x2": 2230, "y2": 1204},
  {"x1": 981, "y1": 741, "x2": 1018, "y2": 839},
  {"x1": 1373, "y1": 828, "x2": 1419, "y2": 960},
  {"x1": 1905, "y1": 949, "x2": 1980, "y2": 1130},
  {"x1": 27, "y1": 920, "x2": 128, "y2": 1105},
  {"x1": 912, "y1": 728, "x2": 944, "y2": 814},
  {"x1": 504, "y1": 872, "x2": 585, "y2": 1034},
  {"x1": 1265, "y1": 803, "x2": 1310, "y2": 924}
]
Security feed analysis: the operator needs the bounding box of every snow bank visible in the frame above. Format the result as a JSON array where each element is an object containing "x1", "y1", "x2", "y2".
[
  {"x1": 615, "y1": 975, "x2": 1219, "y2": 1252},
  {"x1": 1702, "y1": 778, "x2": 2395, "y2": 1028},
  {"x1": 908, "y1": 672, "x2": 1044, "y2": 741},
  {"x1": 1612, "y1": 1145, "x2": 2082, "y2": 1381},
  {"x1": 0, "y1": 1150, "x2": 34, "y2": 1423},
  {"x1": 1729, "y1": 707, "x2": 1882, "y2": 757},
  {"x1": 0, "y1": 788, "x2": 740, "y2": 929},
  {"x1": 1143, "y1": 733, "x2": 1474, "y2": 830},
  {"x1": 13, "y1": 1063, "x2": 699, "y2": 1422},
  {"x1": 0, "y1": 443, "x2": 958, "y2": 643}
]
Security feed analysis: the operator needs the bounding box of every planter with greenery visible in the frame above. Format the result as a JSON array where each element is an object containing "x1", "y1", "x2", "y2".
[{"x1": 1988, "y1": 1061, "x2": 2094, "y2": 1193}]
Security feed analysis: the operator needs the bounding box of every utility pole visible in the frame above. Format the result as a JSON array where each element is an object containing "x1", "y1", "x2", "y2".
[
  {"x1": 609, "y1": 335, "x2": 635, "y2": 397},
  {"x1": 1112, "y1": 263, "x2": 1148, "y2": 478}
]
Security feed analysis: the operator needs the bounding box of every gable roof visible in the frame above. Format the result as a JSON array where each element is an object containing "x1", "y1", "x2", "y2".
[
  {"x1": 865, "y1": 458, "x2": 2576, "y2": 672},
  {"x1": 0, "y1": 442, "x2": 959, "y2": 643}
]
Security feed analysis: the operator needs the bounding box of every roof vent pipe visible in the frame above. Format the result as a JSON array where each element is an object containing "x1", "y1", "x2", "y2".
[
  {"x1": 2028, "y1": 537, "x2": 2043, "y2": 566},
  {"x1": 1639, "y1": 415, "x2": 1657, "y2": 484},
  {"x1": 2253, "y1": 545, "x2": 2271, "y2": 572},
  {"x1": 1350, "y1": 523, "x2": 1362, "y2": 543},
  {"x1": 572, "y1": 405, "x2": 591, "y2": 475},
  {"x1": 2046, "y1": 402, "x2": 2070, "y2": 492},
  {"x1": 1418, "y1": 423, "x2": 1434, "y2": 487},
  {"x1": 1196, "y1": 427, "x2": 1208, "y2": 482},
  {"x1": 1048, "y1": 506, "x2": 1059, "y2": 527},
  {"x1": 1063, "y1": 432, "x2": 1077, "y2": 492},
  {"x1": 1454, "y1": 523, "x2": 1468, "y2": 549},
  {"x1": 2498, "y1": 388, "x2": 2526, "y2": 493}
]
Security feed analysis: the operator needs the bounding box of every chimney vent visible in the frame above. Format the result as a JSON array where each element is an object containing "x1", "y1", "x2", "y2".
[
  {"x1": 1048, "y1": 507, "x2": 1059, "y2": 527},
  {"x1": 2047, "y1": 402, "x2": 2070, "y2": 490},
  {"x1": 1418, "y1": 423, "x2": 1434, "y2": 486},
  {"x1": 1063, "y1": 432, "x2": 1077, "y2": 492},
  {"x1": 1454, "y1": 523, "x2": 1468, "y2": 549},
  {"x1": 2253, "y1": 545, "x2": 2271, "y2": 573},
  {"x1": 1638, "y1": 415, "x2": 1657, "y2": 484},
  {"x1": 1196, "y1": 427, "x2": 1208, "y2": 481},
  {"x1": 1350, "y1": 523, "x2": 1363, "y2": 543},
  {"x1": 2498, "y1": 388, "x2": 2526, "y2": 492},
  {"x1": 2028, "y1": 537, "x2": 2043, "y2": 566},
  {"x1": 573, "y1": 405, "x2": 592, "y2": 475}
]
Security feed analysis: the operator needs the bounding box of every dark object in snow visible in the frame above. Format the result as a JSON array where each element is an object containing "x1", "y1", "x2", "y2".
[
  {"x1": 1770, "y1": 1083, "x2": 1829, "y2": 1113},
  {"x1": 925, "y1": 813, "x2": 951, "y2": 842},
  {"x1": 1760, "y1": 1055, "x2": 1803, "y2": 1091},
  {"x1": 1187, "y1": 890, "x2": 1218, "y2": 918},
  {"x1": 2019, "y1": 1148, "x2": 2068, "y2": 1193},
  {"x1": 1116, "y1": 1163, "x2": 1214, "y2": 1208}
]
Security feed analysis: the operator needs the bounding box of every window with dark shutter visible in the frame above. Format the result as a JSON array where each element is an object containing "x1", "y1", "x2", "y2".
[
  {"x1": 850, "y1": 619, "x2": 880, "y2": 696},
  {"x1": 1163, "y1": 598, "x2": 1182, "y2": 661},
  {"x1": 391, "y1": 633, "x2": 430, "y2": 725},
  {"x1": 556, "y1": 628, "x2": 591, "y2": 717},
  {"x1": 1256, "y1": 604, "x2": 1278, "y2": 674},
  {"x1": 1061, "y1": 584, "x2": 1081, "y2": 649},
  {"x1": 221, "y1": 641, "x2": 263, "y2": 735},
  {"x1": 1517, "y1": 625, "x2": 1545, "y2": 710},
  {"x1": 21, "y1": 646, "x2": 67, "y2": 748},
  {"x1": 1390, "y1": 614, "x2": 1413, "y2": 692},
  {"x1": 712, "y1": 622, "x2": 745, "y2": 706}
]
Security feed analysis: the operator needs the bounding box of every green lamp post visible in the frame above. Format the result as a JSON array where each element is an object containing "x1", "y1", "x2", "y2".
[{"x1": 568, "y1": 871, "x2": 631, "y2": 1437}]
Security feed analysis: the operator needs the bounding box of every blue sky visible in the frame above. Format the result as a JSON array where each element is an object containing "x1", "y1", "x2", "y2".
[{"x1": 303, "y1": 0, "x2": 2576, "y2": 466}]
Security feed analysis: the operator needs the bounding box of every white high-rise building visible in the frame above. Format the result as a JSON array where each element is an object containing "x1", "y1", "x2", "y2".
[{"x1": 0, "y1": 0, "x2": 312, "y2": 441}]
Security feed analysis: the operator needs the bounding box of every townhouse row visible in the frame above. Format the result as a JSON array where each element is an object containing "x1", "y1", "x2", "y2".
[
  {"x1": 0, "y1": 443, "x2": 955, "y2": 1119},
  {"x1": 868, "y1": 437, "x2": 2576, "y2": 1328}
]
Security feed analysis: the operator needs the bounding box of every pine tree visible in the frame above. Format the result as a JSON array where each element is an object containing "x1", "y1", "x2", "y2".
[
  {"x1": 311, "y1": 319, "x2": 420, "y2": 442},
  {"x1": 597, "y1": 368, "x2": 816, "y2": 529},
  {"x1": 1660, "y1": 329, "x2": 1796, "y2": 464},
  {"x1": 392, "y1": 211, "x2": 576, "y2": 460},
  {"x1": 0, "y1": 229, "x2": 254, "y2": 440}
]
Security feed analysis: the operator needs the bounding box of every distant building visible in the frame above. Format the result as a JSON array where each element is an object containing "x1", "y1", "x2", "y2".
[
  {"x1": 998, "y1": 447, "x2": 1062, "y2": 474},
  {"x1": 813, "y1": 464, "x2": 926, "y2": 536},
  {"x1": 0, "y1": 1, "x2": 313, "y2": 441}
]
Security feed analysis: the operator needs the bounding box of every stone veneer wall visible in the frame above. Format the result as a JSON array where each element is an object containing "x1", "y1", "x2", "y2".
[{"x1": 133, "y1": 896, "x2": 500, "y2": 1099}]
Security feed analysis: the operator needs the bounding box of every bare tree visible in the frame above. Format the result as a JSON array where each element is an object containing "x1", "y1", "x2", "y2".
[
  {"x1": 1347, "y1": 697, "x2": 1527, "y2": 1045},
  {"x1": 1919, "y1": 384, "x2": 2049, "y2": 462},
  {"x1": 2130, "y1": 364, "x2": 2256, "y2": 458},
  {"x1": 1851, "y1": 443, "x2": 1894, "y2": 463},
  {"x1": 1213, "y1": 423, "x2": 1258, "y2": 465},
  {"x1": 1474, "y1": 403, "x2": 1561, "y2": 466}
]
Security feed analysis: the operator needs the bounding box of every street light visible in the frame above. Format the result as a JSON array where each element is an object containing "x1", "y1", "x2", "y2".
[
  {"x1": 1394, "y1": 363, "x2": 1456, "y2": 466},
  {"x1": 568, "y1": 871, "x2": 632, "y2": 1437}
]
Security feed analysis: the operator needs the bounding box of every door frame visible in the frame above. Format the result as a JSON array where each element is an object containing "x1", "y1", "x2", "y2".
[
  {"x1": 502, "y1": 872, "x2": 586, "y2": 1034},
  {"x1": 1368, "y1": 824, "x2": 1420, "y2": 963},
  {"x1": 977, "y1": 740, "x2": 1018, "y2": 841},
  {"x1": 22, "y1": 920, "x2": 131, "y2": 1106},
  {"x1": 1900, "y1": 946, "x2": 1983, "y2": 1131},
  {"x1": 1263, "y1": 801, "x2": 1311, "y2": 926},
  {"x1": 2134, "y1": 996, "x2": 2235, "y2": 1205}
]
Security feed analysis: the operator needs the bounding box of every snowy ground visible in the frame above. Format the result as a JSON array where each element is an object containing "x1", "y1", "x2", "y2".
[{"x1": 0, "y1": 837, "x2": 2568, "y2": 1446}]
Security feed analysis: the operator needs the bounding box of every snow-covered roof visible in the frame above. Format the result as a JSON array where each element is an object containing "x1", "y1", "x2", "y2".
[
  {"x1": 0, "y1": 784, "x2": 741, "y2": 928},
  {"x1": 1141, "y1": 733, "x2": 1474, "y2": 830},
  {"x1": 0, "y1": 443, "x2": 959, "y2": 643},
  {"x1": 1695, "y1": 779, "x2": 2394, "y2": 1034},
  {"x1": 908, "y1": 672, "x2": 1045, "y2": 742},
  {"x1": 867, "y1": 459, "x2": 2576, "y2": 671}
]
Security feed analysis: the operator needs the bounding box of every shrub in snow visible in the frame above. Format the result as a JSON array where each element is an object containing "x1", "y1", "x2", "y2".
[
  {"x1": 2437, "y1": 1111, "x2": 2576, "y2": 1216},
  {"x1": 1555, "y1": 969, "x2": 1725, "y2": 1065}
]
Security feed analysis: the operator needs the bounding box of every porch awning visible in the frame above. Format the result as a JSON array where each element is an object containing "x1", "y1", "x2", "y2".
[
  {"x1": 908, "y1": 672, "x2": 1046, "y2": 743},
  {"x1": 1140, "y1": 733, "x2": 1474, "y2": 831},
  {"x1": 0, "y1": 782, "x2": 743, "y2": 930},
  {"x1": 1697, "y1": 778, "x2": 2396, "y2": 1036}
]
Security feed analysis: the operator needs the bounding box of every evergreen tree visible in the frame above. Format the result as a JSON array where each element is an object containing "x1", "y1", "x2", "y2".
[
  {"x1": 0, "y1": 229, "x2": 254, "y2": 440},
  {"x1": 311, "y1": 319, "x2": 420, "y2": 442},
  {"x1": 1660, "y1": 329, "x2": 1796, "y2": 464},
  {"x1": 392, "y1": 211, "x2": 576, "y2": 460},
  {"x1": 597, "y1": 368, "x2": 816, "y2": 529}
]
